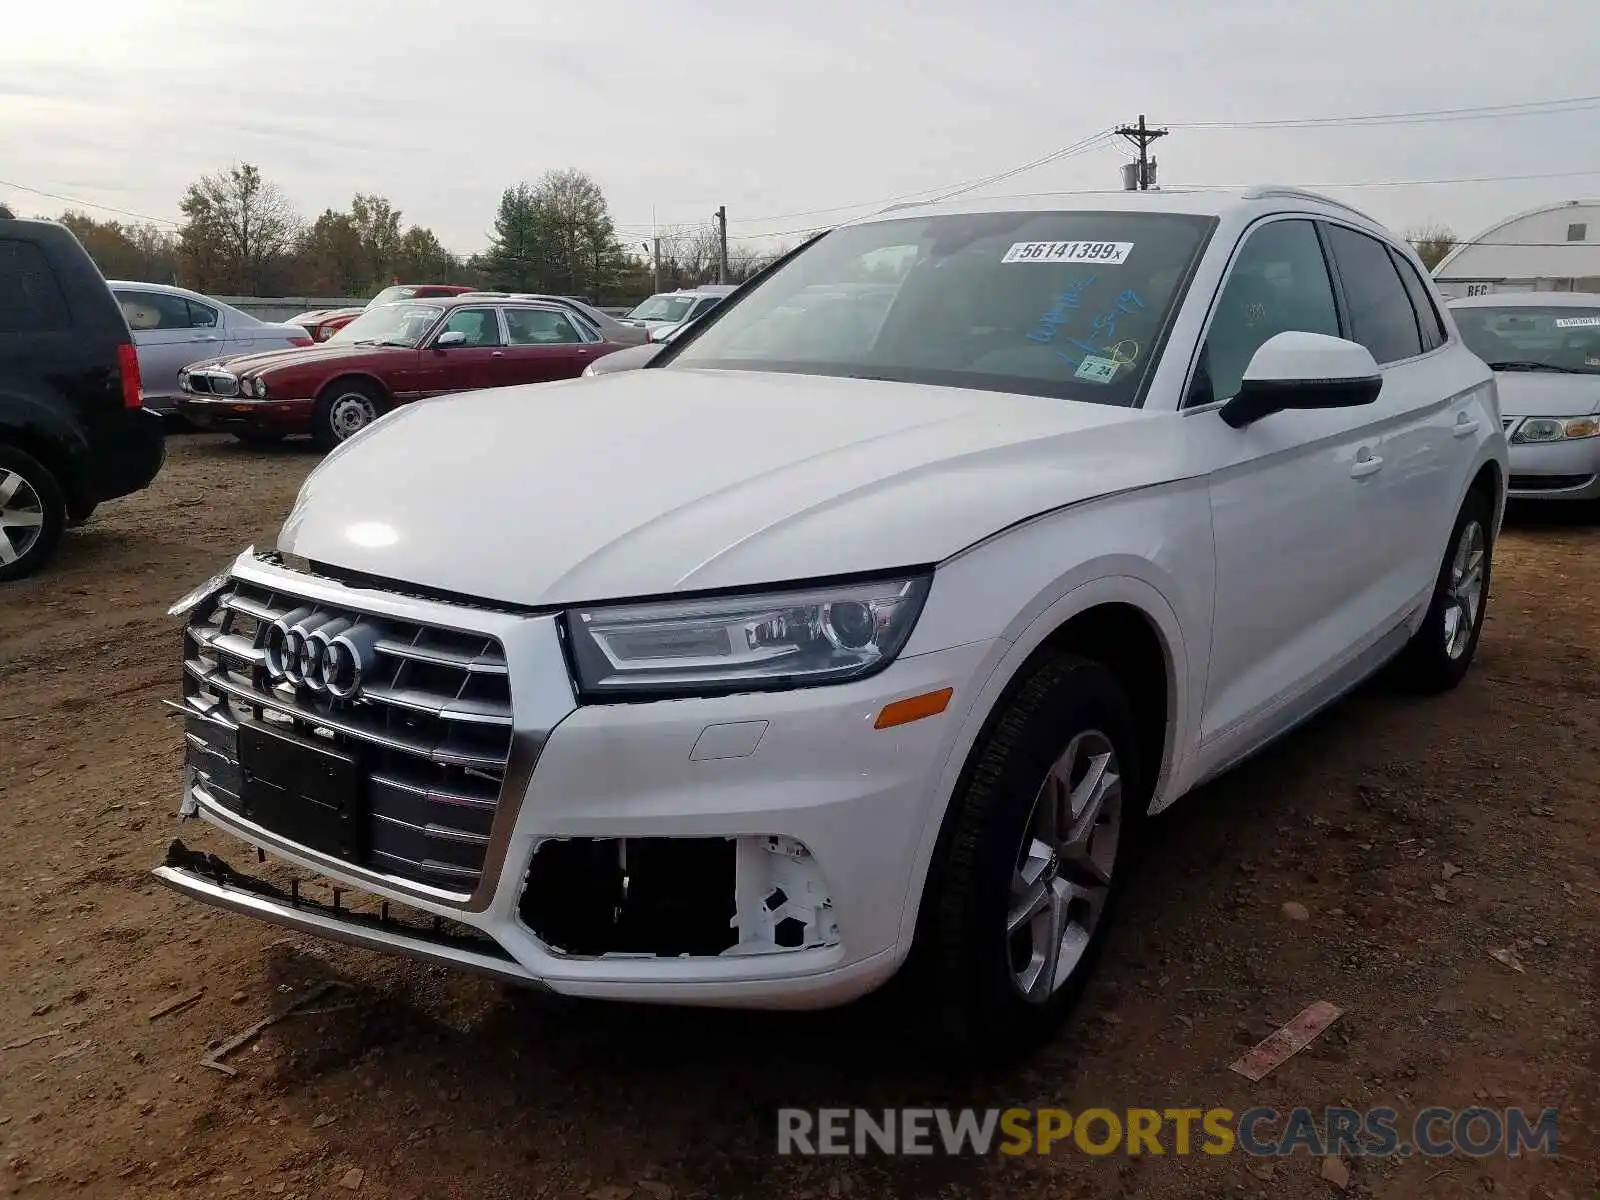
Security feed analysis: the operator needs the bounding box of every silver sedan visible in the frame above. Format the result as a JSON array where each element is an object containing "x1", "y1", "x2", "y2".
[{"x1": 108, "y1": 281, "x2": 313, "y2": 414}]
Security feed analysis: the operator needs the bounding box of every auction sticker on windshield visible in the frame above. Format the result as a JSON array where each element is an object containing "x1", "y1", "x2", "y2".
[
  {"x1": 1554, "y1": 316, "x2": 1600, "y2": 328},
  {"x1": 1003, "y1": 241, "x2": 1134, "y2": 265},
  {"x1": 1075, "y1": 355, "x2": 1121, "y2": 383}
]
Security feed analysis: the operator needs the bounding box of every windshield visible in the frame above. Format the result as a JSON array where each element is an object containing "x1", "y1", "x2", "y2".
[
  {"x1": 327, "y1": 302, "x2": 442, "y2": 348},
  {"x1": 1454, "y1": 306, "x2": 1600, "y2": 374},
  {"x1": 368, "y1": 286, "x2": 419, "y2": 307},
  {"x1": 628, "y1": 294, "x2": 697, "y2": 323},
  {"x1": 665, "y1": 211, "x2": 1216, "y2": 405}
]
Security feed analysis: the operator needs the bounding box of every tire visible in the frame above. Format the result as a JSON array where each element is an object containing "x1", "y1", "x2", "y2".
[
  {"x1": 1392, "y1": 487, "x2": 1494, "y2": 693},
  {"x1": 312, "y1": 380, "x2": 384, "y2": 451},
  {"x1": 0, "y1": 445, "x2": 67, "y2": 583},
  {"x1": 233, "y1": 432, "x2": 286, "y2": 449},
  {"x1": 916, "y1": 653, "x2": 1145, "y2": 1063}
]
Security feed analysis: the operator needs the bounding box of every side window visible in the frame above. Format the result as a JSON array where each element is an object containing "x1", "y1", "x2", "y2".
[
  {"x1": 504, "y1": 308, "x2": 583, "y2": 345},
  {"x1": 1189, "y1": 219, "x2": 1340, "y2": 407},
  {"x1": 691, "y1": 297, "x2": 722, "y2": 321},
  {"x1": 0, "y1": 239, "x2": 71, "y2": 332},
  {"x1": 1389, "y1": 250, "x2": 1447, "y2": 351},
  {"x1": 437, "y1": 307, "x2": 502, "y2": 347},
  {"x1": 186, "y1": 300, "x2": 219, "y2": 329},
  {"x1": 1322, "y1": 224, "x2": 1424, "y2": 364},
  {"x1": 116, "y1": 289, "x2": 191, "y2": 331}
]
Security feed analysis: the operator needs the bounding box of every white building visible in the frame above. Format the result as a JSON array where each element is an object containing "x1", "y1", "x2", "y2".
[{"x1": 1432, "y1": 199, "x2": 1600, "y2": 299}]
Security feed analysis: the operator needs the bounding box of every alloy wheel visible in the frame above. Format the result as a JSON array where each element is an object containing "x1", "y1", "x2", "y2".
[
  {"x1": 0, "y1": 468, "x2": 46, "y2": 566},
  {"x1": 1008, "y1": 729, "x2": 1123, "y2": 1002},
  {"x1": 1442, "y1": 519, "x2": 1486, "y2": 661}
]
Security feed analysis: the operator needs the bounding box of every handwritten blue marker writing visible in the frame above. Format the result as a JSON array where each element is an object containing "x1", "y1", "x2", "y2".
[{"x1": 1025, "y1": 276, "x2": 1098, "y2": 344}]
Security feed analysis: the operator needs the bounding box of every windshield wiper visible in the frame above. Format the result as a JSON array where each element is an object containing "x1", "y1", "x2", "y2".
[
  {"x1": 375, "y1": 340, "x2": 414, "y2": 348},
  {"x1": 1485, "y1": 360, "x2": 1584, "y2": 373}
]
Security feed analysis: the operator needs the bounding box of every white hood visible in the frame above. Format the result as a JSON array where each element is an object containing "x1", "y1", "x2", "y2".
[
  {"x1": 278, "y1": 369, "x2": 1191, "y2": 607},
  {"x1": 1493, "y1": 371, "x2": 1600, "y2": 418}
]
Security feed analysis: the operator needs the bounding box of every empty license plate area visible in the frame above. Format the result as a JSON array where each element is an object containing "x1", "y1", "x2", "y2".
[{"x1": 237, "y1": 720, "x2": 364, "y2": 863}]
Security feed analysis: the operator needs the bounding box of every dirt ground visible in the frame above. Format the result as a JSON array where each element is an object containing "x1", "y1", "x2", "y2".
[{"x1": 0, "y1": 432, "x2": 1595, "y2": 1200}]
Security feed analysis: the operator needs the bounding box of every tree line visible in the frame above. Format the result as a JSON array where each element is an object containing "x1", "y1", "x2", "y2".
[{"x1": 41, "y1": 162, "x2": 788, "y2": 305}]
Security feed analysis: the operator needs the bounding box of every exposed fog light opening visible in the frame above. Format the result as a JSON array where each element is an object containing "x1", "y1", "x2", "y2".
[
  {"x1": 517, "y1": 834, "x2": 838, "y2": 958},
  {"x1": 729, "y1": 835, "x2": 839, "y2": 955}
]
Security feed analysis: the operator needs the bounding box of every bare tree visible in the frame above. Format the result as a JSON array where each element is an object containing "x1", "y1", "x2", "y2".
[
  {"x1": 1407, "y1": 223, "x2": 1458, "y2": 271},
  {"x1": 177, "y1": 163, "x2": 301, "y2": 293}
]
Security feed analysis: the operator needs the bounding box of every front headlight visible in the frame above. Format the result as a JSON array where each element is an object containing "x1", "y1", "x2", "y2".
[
  {"x1": 251, "y1": 377, "x2": 269, "y2": 399},
  {"x1": 1511, "y1": 415, "x2": 1600, "y2": 443},
  {"x1": 563, "y1": 574, "x2": 932, "y2": 699}
]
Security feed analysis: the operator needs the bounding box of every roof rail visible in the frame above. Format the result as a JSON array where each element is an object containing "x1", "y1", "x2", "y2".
[{"x1": 1241, "y1": 186, "x2": 1377, "y2": 222}]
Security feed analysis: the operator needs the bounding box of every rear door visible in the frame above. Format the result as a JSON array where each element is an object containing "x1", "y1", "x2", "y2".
[
  {"x1": 114, "y1": 289, "x2": 225, "y2": 406},
  {"x1": 501, "y1": 307, "x2": 605, "y2": 382},
  {"x1": 1320, "y1": 222, "x2": 1483, "y2": 616}
]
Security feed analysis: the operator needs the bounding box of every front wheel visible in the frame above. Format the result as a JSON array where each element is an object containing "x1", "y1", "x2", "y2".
[
  {"x1": 0, "y1": 445, "x2": 67, "y2": 583},
  {"x1": 1392, "y1": 488, "x2": 1495, "y2": 693},
  {"x1": 312, "y1": 381, "x2": 384, "y2": 451},
  {"x1": 917, "y1": 654, "x2": 1144, "y2": 1062}
]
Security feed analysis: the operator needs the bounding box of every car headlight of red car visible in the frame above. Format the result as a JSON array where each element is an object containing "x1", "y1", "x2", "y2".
[{"x1": 248, "y1": 377, "x2": 268, "y2": 399}]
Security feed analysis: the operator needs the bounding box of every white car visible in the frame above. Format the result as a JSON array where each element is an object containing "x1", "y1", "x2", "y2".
[
  {"x1": 158, "y1": 186, "x2": 1506, "y2": 1057},
  {"x1": 1448, "y1": 292, "x2": 1600, "y2": 501},
  {"x1": 108, "y1": 281, "x2": 312, "y2": 414}
]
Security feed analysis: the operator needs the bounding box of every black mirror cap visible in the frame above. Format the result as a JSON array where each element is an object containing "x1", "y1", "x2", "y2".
[{"x1": 1220, "y1": 374, "x2": 1384, "y2": 429}]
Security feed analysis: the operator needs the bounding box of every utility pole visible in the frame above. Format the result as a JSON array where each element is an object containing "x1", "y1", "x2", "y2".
[
  {"x1": 1114, "y1": 114, "x2": 1168, "y2": 190},
  {"x1": 715, "y1": 206, "x2": 729, "y2": 284},
  {"x1": 641, "y1": 240, "x2": 660, "y2": 292}
]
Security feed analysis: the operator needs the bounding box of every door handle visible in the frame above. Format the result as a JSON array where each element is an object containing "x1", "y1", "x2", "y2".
[
  {"x1": 1453, "y1": 416, "x2": 1481, "y2": 437},
  {"x1": 1350, "y1": 453, "x2": 1384, "y2": 479},
  {"x1": 193, "y1": 335, "x2": 218, "y2": 342},
  {"x1": 492, "y1": 351, "x2": 505, "y2": 358}
]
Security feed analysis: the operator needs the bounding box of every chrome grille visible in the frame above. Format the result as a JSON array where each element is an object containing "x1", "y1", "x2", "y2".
[
  {"x1": 179, "y1": 579, "x2": 513, "y2": 896},
  {"x1": 186, "y1": 370, "x2": 238, "y2": 398}
]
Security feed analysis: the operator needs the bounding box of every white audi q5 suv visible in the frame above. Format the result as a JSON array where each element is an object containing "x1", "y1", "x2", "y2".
[{"x1": 161, "y1": 186, "x2": 1506, "y2": 1057}]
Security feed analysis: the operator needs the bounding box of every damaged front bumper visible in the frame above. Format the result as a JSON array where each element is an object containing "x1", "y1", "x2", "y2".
[
  {"x1": 155, "y1": 839, "x2": 539, "y2": 987},
  {"x1": 160, "y1": 551, "x2": 994, "y2": 1009}
]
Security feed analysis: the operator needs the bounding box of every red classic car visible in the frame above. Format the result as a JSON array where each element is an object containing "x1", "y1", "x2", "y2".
[
  {"x1": 291, "y1": 284, "x2": 477, "y2": 342},
  {"x1": 175, "y1": 296, "x2": 622, "y2": 448}
]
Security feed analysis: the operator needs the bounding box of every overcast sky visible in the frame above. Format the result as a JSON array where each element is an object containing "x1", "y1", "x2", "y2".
[{"x1": 3, "y1": 0, "x2": 1596, "y2": 253}]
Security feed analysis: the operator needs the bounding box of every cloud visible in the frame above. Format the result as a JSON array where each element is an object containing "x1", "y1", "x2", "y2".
[{"x1": 3, "y1": 0, "x2": 1597, "y2": 249}]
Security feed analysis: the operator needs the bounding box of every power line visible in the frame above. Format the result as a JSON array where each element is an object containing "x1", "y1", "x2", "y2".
[
  {"x1": 1191, "y1": 167, "x2": 1600, "y2": 189},
  {"x1": 1165, "y1": 94, "x2": 1600, "y2": 130},
  {"x1": 0, "y1": 177, "x2": 179, "y2": 226},
  {"x1": 721, "y1": 130, "x2": 1116, "y2": 228}
]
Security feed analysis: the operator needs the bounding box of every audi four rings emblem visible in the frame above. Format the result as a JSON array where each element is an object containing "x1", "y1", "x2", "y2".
[{"x1": 264, "y1": 610, "x2": 380, "y2": 699}]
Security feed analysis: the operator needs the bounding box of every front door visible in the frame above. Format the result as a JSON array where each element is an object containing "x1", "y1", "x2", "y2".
[
  {"x1": 419, "y1": 306, "x2": 508, "y2": 395},
  {"x1": 1182, "y1": 217, "x2": 1398, "y2": 776}
]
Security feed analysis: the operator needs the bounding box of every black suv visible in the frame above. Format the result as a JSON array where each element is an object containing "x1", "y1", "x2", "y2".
[{"x1": 0, "y1": 215, "x2": 166, "y2": 581}]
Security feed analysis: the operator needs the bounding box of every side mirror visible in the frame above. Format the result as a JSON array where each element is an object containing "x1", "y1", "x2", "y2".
[
  {"x1": 1219, "y1": 331, "x2": 1383, "y2": 429},
  {"x1": 435, "y1": 330, "x2": 467, "y2": 349}
]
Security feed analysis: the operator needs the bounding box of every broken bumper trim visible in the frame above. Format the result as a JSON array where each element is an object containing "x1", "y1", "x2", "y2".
[{"x1": 151, "y1": 850, "x2": 545, "y2": 991}]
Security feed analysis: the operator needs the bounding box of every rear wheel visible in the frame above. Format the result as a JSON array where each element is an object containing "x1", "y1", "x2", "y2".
[
  {"x1": 312, "y1": 380, "x2": 384, "y2": 451},
  {"x1": 916, "y1": 654, "x2": 1145, "y2": 1062},
  {"x1": 0, "y1": 445, "x2": 66, "y2": 583},
  {"x1": 1392, "y1": 487, "x2": 1494, "y2": 693}
]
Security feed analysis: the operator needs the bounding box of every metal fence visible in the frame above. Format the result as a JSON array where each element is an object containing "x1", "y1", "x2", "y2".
[{"x1": 216, "y1": 296, "x2": 366, "y2": 323}]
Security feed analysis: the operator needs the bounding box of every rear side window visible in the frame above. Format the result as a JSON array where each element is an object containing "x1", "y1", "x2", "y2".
[
  {"x1": 117, "y1": 289, "x2": 207, "y2": 331},
  {"x1": 0, "y1": 238, "x2": 72, "y2": 332},
  {"x1": 1389, "y1": 250, "x2": 1448, "y2": 351},
  {"x1": 1323, "y1": 224, "x2": 1423, "y2": 364}
]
